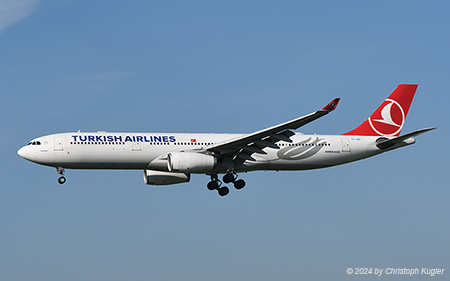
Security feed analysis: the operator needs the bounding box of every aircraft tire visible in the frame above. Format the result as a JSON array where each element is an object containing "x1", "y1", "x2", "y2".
[
  {"x1": 218, "y1": 186, "x2": 229, "y2": 197},
  {"x1": 207, "y1": 181, "x2": 219, "y2": 191},
  {"x1": 223, "y1": 173, "x2": 234, "y2": 184},
  {"x1": 234, "y1": 179, "x2": 245, "y2": 190},
  {"x1": 58, "y1": 176, "x2": 66, "y2": 184}
]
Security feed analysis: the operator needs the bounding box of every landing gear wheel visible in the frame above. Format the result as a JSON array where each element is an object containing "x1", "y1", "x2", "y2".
[
  {"x1": 218, "y1": 186, "x2": 229, "y2": 197},
  {"x1": 223, "y1": 173, "x2": 235, "y2": 184},
  {"x1": 234, "y1": 179, "x2": 246, "y2": 190},
  {"x1": 58, "y1": 176, "x2": 66, "y2": 184},
  {"x1": 207, "y1": 180, "x2": 219, "y2": 191}
]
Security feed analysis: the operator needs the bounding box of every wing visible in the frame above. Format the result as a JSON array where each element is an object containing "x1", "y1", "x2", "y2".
[{"x1": 206, "y1": 98, "x2": 340, "y2": 164}]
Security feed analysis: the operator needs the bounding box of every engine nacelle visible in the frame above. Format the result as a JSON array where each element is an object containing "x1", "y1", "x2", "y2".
[
  {"x1": 167, "y1": 152, "x2": 216, "y2": 173},
  {"x1": 143, "y1": 170, "x2": 190, "y2": 185}
]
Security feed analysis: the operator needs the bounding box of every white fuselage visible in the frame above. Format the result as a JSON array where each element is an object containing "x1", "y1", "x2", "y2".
[{"x1": 18, "y1": 131, "x2": 398, "y2": 173}]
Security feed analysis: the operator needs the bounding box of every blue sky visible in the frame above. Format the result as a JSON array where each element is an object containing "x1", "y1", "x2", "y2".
[{"x1": 1, "y1": 1, "x2": 448, "y2": 280}]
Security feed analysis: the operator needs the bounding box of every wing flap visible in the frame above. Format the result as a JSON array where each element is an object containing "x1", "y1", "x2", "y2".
[
  {"x1": 235, "y1": 151, "x2": 256, "y2": 161},
  {"x1": 254, "y1": 139, "x2": 280, "y2": 149},
  {"x1": 269, "y1": 131, "x2": 294, "y2": 143},
  {"x1": 243, "y1": 145, "x2": 267, "y2": 155}
]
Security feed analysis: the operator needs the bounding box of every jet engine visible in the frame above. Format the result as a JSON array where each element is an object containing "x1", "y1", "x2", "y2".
[
  {"x1": 167, "y1": 152, "x2": 216, "y2": 173},
  {"x1": 143, "y1": 170, "x2": 190, "y2": 185}
]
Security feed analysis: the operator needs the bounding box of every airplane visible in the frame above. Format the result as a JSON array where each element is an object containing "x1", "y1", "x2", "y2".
[{"x1": 18, "y1": 84, "x2": 435, "y2": 196}]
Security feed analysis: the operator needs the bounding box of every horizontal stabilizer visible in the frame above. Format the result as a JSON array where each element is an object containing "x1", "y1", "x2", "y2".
[{"x1": 376, "y1": 127, "x2": 436, "y2": 149}]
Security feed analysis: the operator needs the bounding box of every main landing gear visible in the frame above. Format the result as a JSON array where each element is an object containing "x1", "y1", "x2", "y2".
[
  {"x1": 207, "y1": 172, "x2": 246, "y2": 197},
  {"x1": 57, "y1": 167, "x2": 66, "y2": 184}
]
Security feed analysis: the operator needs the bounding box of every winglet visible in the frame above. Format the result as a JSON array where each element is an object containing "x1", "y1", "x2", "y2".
[{"x1": 321, "y1": 98, "x2": 340, "y2": 112}]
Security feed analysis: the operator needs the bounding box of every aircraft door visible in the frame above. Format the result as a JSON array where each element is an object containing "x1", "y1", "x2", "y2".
[
  {"x1": 54, "y1": 137, "x2": 63, "y2": 151},
  {"x1": 341, "y1": 138, "x2": 351, "y2": 152}
]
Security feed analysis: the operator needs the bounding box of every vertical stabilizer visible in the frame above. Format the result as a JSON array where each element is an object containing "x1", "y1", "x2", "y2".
[{"x1": 343, "y1": 84, "x2": 418, "y2": 137}]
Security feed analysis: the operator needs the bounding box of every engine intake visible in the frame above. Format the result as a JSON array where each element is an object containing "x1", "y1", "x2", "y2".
[
  {"x1": 143, "y1": 170, "x2": 190, "y2": 185},
  {"x1": 167, "y1": 152, "x2": 216, "y2": 173}
]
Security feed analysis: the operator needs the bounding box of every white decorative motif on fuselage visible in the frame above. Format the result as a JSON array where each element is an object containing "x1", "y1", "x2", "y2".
[{"x1": 277, "y1": 137, "x2": 326, "y2": 160}]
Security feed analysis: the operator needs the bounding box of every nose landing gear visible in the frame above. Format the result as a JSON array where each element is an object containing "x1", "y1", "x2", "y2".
[{"x1": 57, "y1": 167, "x2": 66, "y2": 184}]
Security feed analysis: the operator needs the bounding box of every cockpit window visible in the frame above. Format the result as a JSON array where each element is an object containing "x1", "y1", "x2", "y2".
[{"x1": 28, "y1": 141, "x2": 42, "y2": 146}]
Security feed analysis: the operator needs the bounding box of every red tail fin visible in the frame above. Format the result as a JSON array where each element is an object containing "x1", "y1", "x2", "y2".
[{"x1": 343, "y1": 84, "x2": 418, "y2": 137}]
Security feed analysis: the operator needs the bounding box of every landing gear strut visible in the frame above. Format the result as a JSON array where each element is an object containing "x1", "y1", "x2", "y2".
[
  {"x1": 206, "y1": 172, "x2": 246, "y2": 197},
  {"x1": 57, "y1": 167, "x2": 66, "y2": 184}
]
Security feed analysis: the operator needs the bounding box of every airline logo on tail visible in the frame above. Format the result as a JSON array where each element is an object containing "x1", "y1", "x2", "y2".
[
  {"x1": 369, "y1": 98, "x2": 405, "y2": 136},
  {"x1": 343, "y1": 84, "x2": 417, "y2": 137}
]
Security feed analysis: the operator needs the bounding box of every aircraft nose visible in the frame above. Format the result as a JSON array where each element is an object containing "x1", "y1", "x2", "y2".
[{"x1": 17, "y1": 146, "x2": 29, "y2": 160}]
